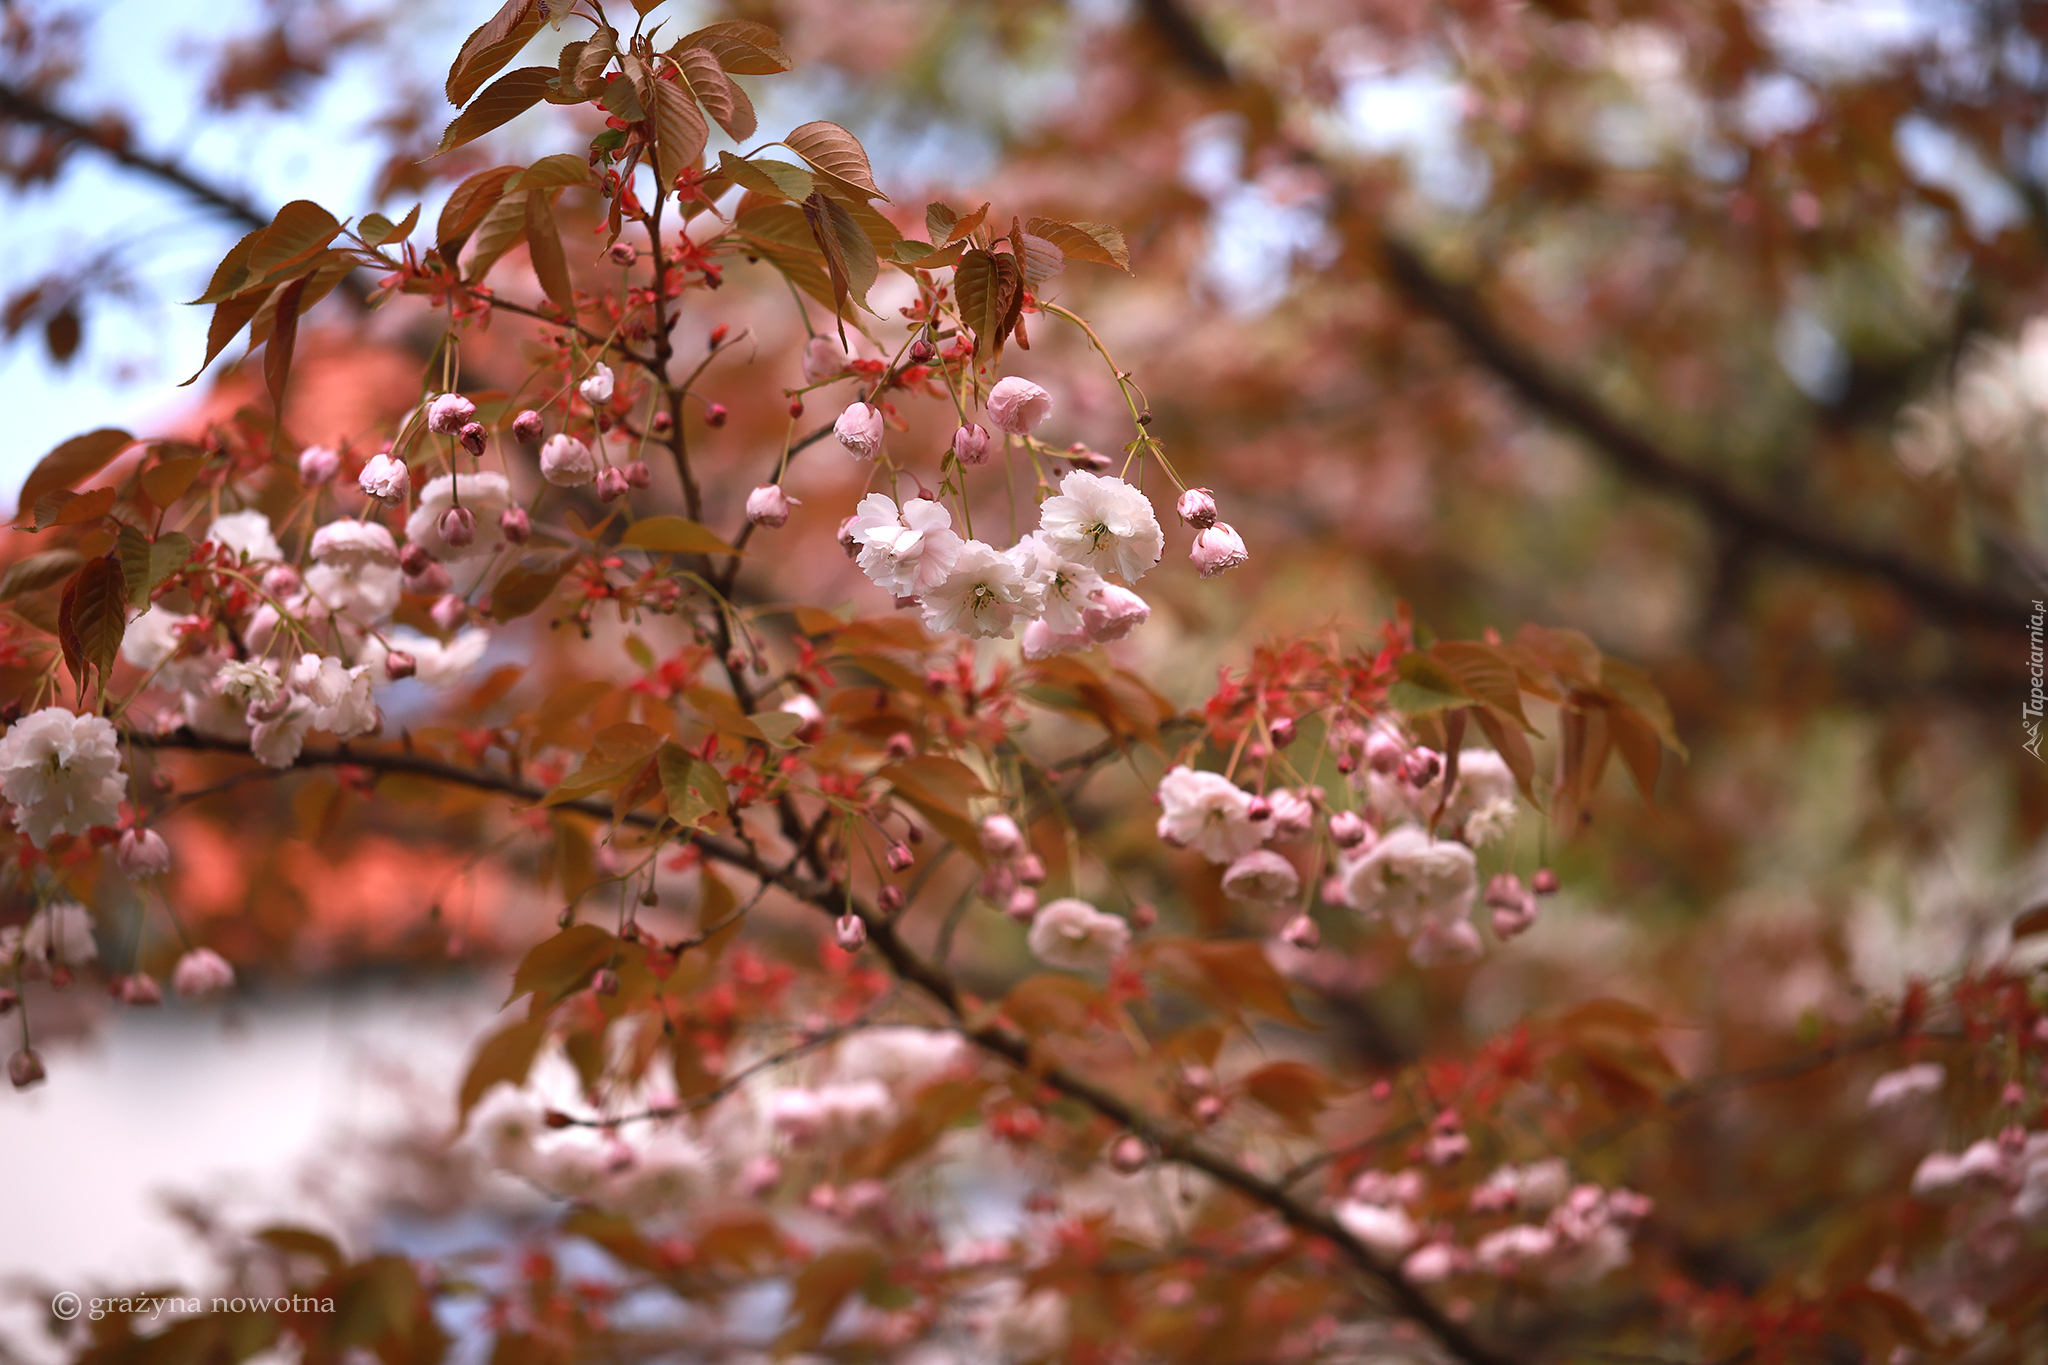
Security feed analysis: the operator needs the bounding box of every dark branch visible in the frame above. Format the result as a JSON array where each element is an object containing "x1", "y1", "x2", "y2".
[{"x1": 1137, "y1": 2, "x2": 2030, "y2": 634}]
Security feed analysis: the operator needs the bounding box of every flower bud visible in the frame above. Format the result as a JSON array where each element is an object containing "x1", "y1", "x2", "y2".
[
  {"x1": 876, "y1": 885, "x2": 906, "y2": 913},
  {"x1": 1247, "y1": 796, "x2": 1273, "y2": 822},
  {"x1": 427, "y1": 392, "x2": 476, "y2": 435},
  {"x1": 430, "y1": 594, "x2": 469, "y2": 632},
  {"x1": 9, "y1": 1048, "x2": 45, "y2": 1090},
  {"x1": 1015, "y1": 854, "x2": 1047, "y2": 887},
  {"x1": 399, "y1": 543, "x2": 435, "y2": 577},
  {"x1": 117, "y1": 828, "x2": 171, "y2": 878},
  {"x1": 1129, "y1": 901, "x2": 1157, "y2": 930},
  {"x1": 1280, "y1": 914, "x2": 1320, "y2": 949},
  {"x1": 885, "y1": 731, "x2": 916, "y2": 760},
  {"x1": 1269, "y1": 716, "x2": 1296, "y2": 748},
  {"x1": 910, "y1": 337, "x2": 936, "y2": 363},
  {"x1": 513, "y1": 409, "x2": 545, "y2": 443},
  {"x1": 787, "y1": 398, "x2": 803, "y2": 419},
  {"x1": 384, "y1": 650, "x2": 418, "y2": 681},
  {"x1": 979, "y1": 813, "x2": 1025, "y2": 860},
  {"x1": 709, "y1": 323, "x2": 729, "y2": 348},
  {"x1": 951, "y1": 422, "x2": 992, "y2": 467},
  {"x1": 297, "y1": 445, "x2": 340, "y2": 484},
  {"x1": 593, "y1": 967, "x2": 620, "y2": 996},
  {"x1": 438, "y1": 506, "x2": 477, "y2": 548},
  {"x1": 886, "y1": 843, "x2": 915, "y2": 873},
  {"x1": 597, "y1": 466, "x2": 630, "y2": 502},
  {"x1": 499, "y1": 506, "x2": 531, "y2": 543},
  {"x1": 1005, "y1": 887, "x2": 1039, "y2": 921},
  {"x1": 704, "y1": 402, "x2": 728, "y2": 428},
  {"x1": 358, "y1": 452, "x2": 409, "y2": 503},
  {"x1": 172, "y1": 947, "x2": 235, "y2": 998},
  {"x1": 738, "y1": 1155, "x2": 782, "y2": 1197},
  {"x1": 458, "y1": 421, "x2": 488, "y2": 456},
  {"x1": 834, "y1": 913, "x2": 867, "y2": 951},
  {"x1": 1532, "y1": 868, "x2": 1560, "y2": 896},
  {"x1": 985, "y1": 376, "x2": 1053, "y2": 435},
  {"x1": 1401, "y1": 748, "x2": 1442, "y2": 786},
  {"x1": 1066, "y1": 442, "x2": 1112, "y2": 472},
  {"x1": 540, "y1": 433, "x2": 596, "y2": 486},
  {"x1": 834, "y1": 401, "x2": 884, "y2": 459},
  {"x1": 119, "y1": 974, "x2": 163, "y2": 1007},
  {"x1": 746, "y1": 484, "x2": 795, "y2": 528},
  {"x1": 1486, "y1": 873, "x2": 1538, "y2": 940},
  {"x1": 623, "y1": 460, "x2": 653, "y2": 489},
  {"x1": 802, "y1": 335, "x2": 848, "y2": 385},
  {"x1": 1194, "y1": 1094, "x2": 1226, "y2": 1125},
  {"x1": 579, "y1": 363, "x2": 615, "y2": 406},
  {"x1": 779, "y1": 692, "x2": 826, "y2": 743},
  {"x1": 1109, "y1": 1135, "x2": 1149, "y2": 1173},
  {"x1": 608, "y1": 242, "x2": 638, "y2": 266},
  {"x1": 406, "y1": 561, "x2": 453, "y2": 596},
  {"x1": 1176, "y1": 487, "x2": 1218, "y2": 528},
  {"x1": 1189, "y1": 521, "x2": 1249, "y2": 577},
  {"x1": 1328, "y1": 810, "x2": 1372, "y2": 849}
]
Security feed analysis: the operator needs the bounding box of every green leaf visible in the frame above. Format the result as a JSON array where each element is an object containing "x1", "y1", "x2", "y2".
[
  {"x1": 1024, "y1": 217, "x2": 1130, "y2": 271},
  {"x1": 17, "y1": 428, "x2": 132, "y2": 512},
  {"x1": 784, "y1": 120, "x2": 887, "y2": 201},
  {"x1": 508, "y1": 924, "x2": 617, "y2": 1007},
  {"x1": 457, "y1": 1015, "x2": 550, "y2": 1124},
  {"x1": 1386, "y1": 677, "x2": 1467, "y2": 717},
  {"x1": 890, "y1": 238, "x2": 964, "y2": 268},
  {"x1": 438, "y1": 67, "x2": 555, "y2": 155},
  {"x1": 116, "y1": 526, "x2": 193, "y2": 610},
  {"x1": 445, "y1": 0, "x2": 543, "y2": 106},
  {"x1": 620, "y1": 515, "x2": 739, "y2": 556},
  {"x1": 717, "y1": 151, "x2": 813, "y2": 202},
  {"x1": 656, "y1": 742, "x2": 727, "y2": 827}
]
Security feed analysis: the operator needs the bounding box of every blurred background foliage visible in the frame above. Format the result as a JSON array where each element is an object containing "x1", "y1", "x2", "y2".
[{"x1": 3, "y1": 0, "x2": 2047, "y2": 1357}]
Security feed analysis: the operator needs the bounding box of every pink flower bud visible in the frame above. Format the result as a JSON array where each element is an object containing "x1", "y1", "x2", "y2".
[
  {"x1": 802, "y1": 335, "x2": 849, "y2": 385},
  {"x1": 593, "y1": 967, "x2": 620, "y2": 996},
  {"x1": 499, "y1": 506, "x2": 531, "y2": 543},
  {"x1": 1247, "y1": 796, "x2": 1273, "y2": 822},
  {"x1": 406, "y1": 561, "x2": 453, "y2": 595},
  {"x1": 1005, "y1": 887, "x2": 1039, "y2": 921},
  {"x1": 886, "y1": 843, "x2": 915, "y2": 873},
  {"x1": 910, "y1": 337, "x2": 935, "y2": 362},
  {"x1": 399, "y1": 542, "x2": 435, "y2": 577},
  {"x1": 297, "y1": 445, "x2": 340, "y2": 484},
  {"x1": 430, "y1": 594, "x2": 469, "y2": 632},
  {"x1": 979, "y1": 813, "x2": 1025, "y2": 859},
  {"x1": 952, "y1": 423, "x2": 992, "y2": 466},
  {"x1": 1129, "y1": 901, "x2": 1157, "y2": 930},
  {"x1": 9, "y1": 1047, "x2": 45, "y2": 1090},
  {"x1": 1190, "y1": 521, "x2": 1249, "y2": 577},
  {"x1": 539, "y1": 433, "x2": 596, "y2": 487},
  {"x1": 1328, "y1": 810, "x2": 1372, "y2": 849},
  {"x1": 358, "y1": 452, "x2": 409, "y2": 503},
  {"x1": 779, "y1": 692, "x2": 826, "y2": 743},
  {"x1": 608, "y1": 242, "x2": 638, "y2": 266},
  {"x1": 1402, "y1": 748, "x2": 1442, "y2": 786},
  {"x1": 834, "y1": 401, "x2": 884, "y2": 459},
  {"x1": 596, "y1": 466, "x2": 630, "y2": 502},
  {"x1": 1532, "y1": 868, "x2": 1560, "y2": 896},
  {"x1": 384, "y1": 650, "x2": 417, "y2": 681},
  {"x1": 1081, "y1": 584, "x2": 1151, "y2": 643},
  {"x1": 172, "y1": 948, "x2": 235, "y2": 998},
  {"x1": 579, "y1": 364, "x2": 615, "y2": 406},
  {"x1": 1194, "y1": 1094, "x2": 1226, "y2": 1124},
  {"x1": 1486, "y1": 873, "x2": 1538, "y2": 940},
  {"x1": 1176, "y1": 487, "x2": 1218, "y2": 528},
  {"x1": 1065, "y1": 442, "x2": 1112, "y2": 472},
  {"x1": 746, "y1": 484, "x2": 795, "y2": 528},
  {"x1": 835, "y1": 516, "x2": 862, "y2": 557},
  {"x1": 1015, "y1": 853, "x2": 1047, "y2": 887},
  {"x1": 1280, "y1": 914, "x2": 1320, "y2": 949},
  {"x1": 704, "y1": 402, "x2": 728, "y2": 428},
  {"x1": 885, "y1": 732, "x2": 915, "y2": 759},
  {"x1": 1269, "y1": 717, "x2": 1296, "y2": 747},
  {"x1": 458, "y1": 421, "x2": 488, "y2": 456},
  {"x1": 985, "y1": 376, "x2": 1053, "y2": 435},
  {"x1": 835, "y1": 913, "x2": 867, "y2": 951},
  {"x1": 876, "y1": 885, "x2": 906, "y2": 913},
  {"x1": 513, "y1": 409, "x2": 545, "y2": 443},
  {"x1": 738, "y1": 1154, "x2": 782, "y2": 1197},
  {"x1": 427, "y1": 393, "x2": 476, "y2": 435},
  {"x1": 438, "y1": 506, "x2": 477, "y2": 548},
  {"x1": 624, "y1": 460, "x2": 653, "y2": 489},
  {"x1": 119, "y1": 974, "x2": 163, "y2": 1007},
  {"x1": 1109, "y1": 1135, "x2": 1149, "y2": 1173},
  {"x1": 117, "y1": 828, "x2": 171, "y2": 878}
]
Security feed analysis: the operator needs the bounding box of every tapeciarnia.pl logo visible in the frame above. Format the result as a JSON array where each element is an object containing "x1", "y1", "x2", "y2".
[{"x1": 2027, "y1": 600, "x2": 2045, "y2": 761}]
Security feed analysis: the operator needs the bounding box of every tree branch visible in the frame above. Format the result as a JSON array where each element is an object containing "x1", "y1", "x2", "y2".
[
  {"x1": 130, "y1": 727, "x2": 1516, "y2": 1365},
  {"x1": 1135, "y1": 0, "x2": 2029, "y2": 633}
]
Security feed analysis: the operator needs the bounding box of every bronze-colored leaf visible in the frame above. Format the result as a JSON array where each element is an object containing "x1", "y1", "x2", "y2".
[
  {"x1": 717, "y1": 151, "x2": 812, "y2": 202},
  {"x1": 673, "y1": 46, "x2": 755, "y2": 141},
  {"x1": 60, "y1": 555, "x2": 126, "y2": 692},
  {"x1": 0, "y1": 549, "x2": 83, "y2": 601},
  {"x1": 456, "y1": 1016, "x2": 549, "y2": 1126},
  {"x1": 17, "y1": 428, "x2": 133, "y2": 512},
  {"x1": 522, "y1": 191, "x2": 576, "y2": 319},
  {"x1": 263, "y1": 274, "x2": 310, "y2": 410},
  {"x1": 445, "y1": 0, "x2": 542, "y2": 106},
  {"x1": 649, "y1": 73, "x2": 709, "y2": 195},
  {"x1": 784, "y1": 120, "x2": 887, "y2": 200},
  {"x1": 1024, "y1": 217, "x2": 1130, "y2": 271},
  {"x1": 438, "y1": 67, "x2": 555, "y2": 155},
  {"x1": 507, "y1": 924, "x2": 617, "y2": 1007},
  {"x1": 436, "y1": 165, "x2": 520, "y2": 256},
  {"x1": 673, "y1": 21, "x2": 791, "y2": 75}
]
